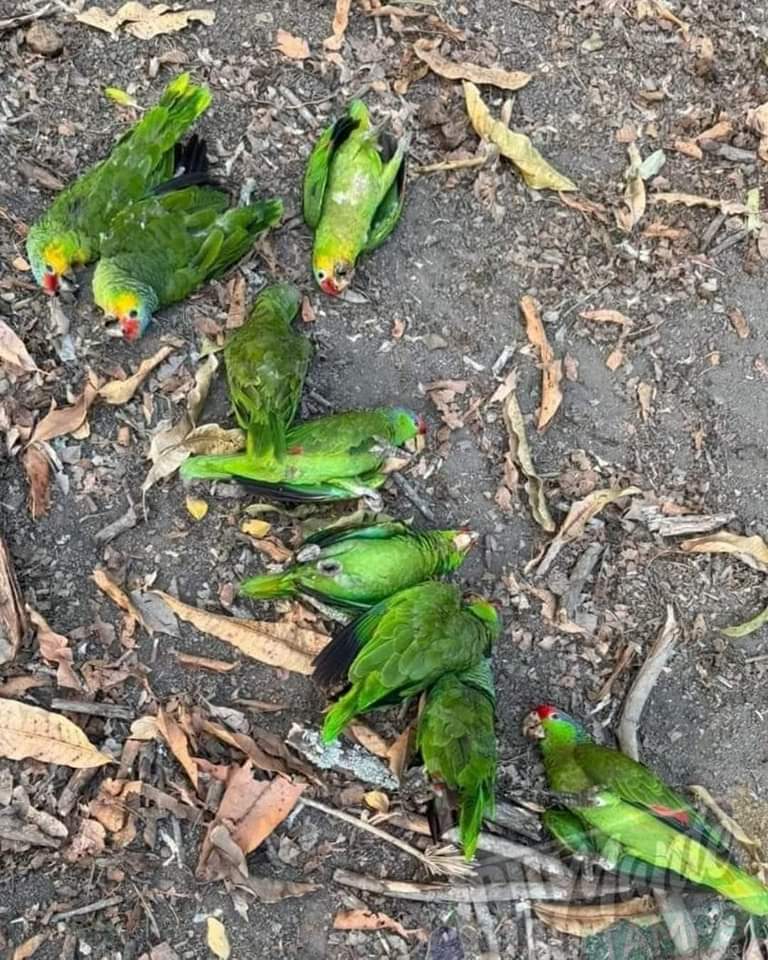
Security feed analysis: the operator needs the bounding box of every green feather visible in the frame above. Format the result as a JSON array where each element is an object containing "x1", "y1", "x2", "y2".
[
  {"x1": 239, "y1": 523, "x2": 475, "y2": 611},
  {"x1": 317, "y1": 583, "x2": 499, "y2": 743},
  {"x1": 224, "y1": 283, "x2": 311, "y2": 460},
  {"x1": 27, "y1": 73, "x2": 211, "y2": 289}
]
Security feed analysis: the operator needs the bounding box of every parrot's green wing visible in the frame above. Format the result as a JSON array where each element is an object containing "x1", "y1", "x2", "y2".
[
  {"x1": 303, "y1": 102, "x2": 367, "y2": 228},
  {"x1": 364, "y1": 134, "x2": 408, "y2": 253},
  {"x1": 573, "y1": 744, "x2": 732, "y2": 859},
  {"x1": 224, "y1": 283, "x2": 311, "y2": 460},
  {"x1": 304, "y1": 520, "x2": 410, "y2": 548}
]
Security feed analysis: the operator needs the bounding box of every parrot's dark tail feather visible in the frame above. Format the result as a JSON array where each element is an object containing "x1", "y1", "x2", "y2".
[
  {"x1": 232, "y1": 478, "x2": 351, "y2": 503},
  {"x1": 330, "y1": 114, "x2": 359, "y2": 152},
  {"x1": 156, "y1": 135, "x2": 224, "y2": 194},
  {"x1": 312, "y1": 620, "x2": 361, "y2": 687}
]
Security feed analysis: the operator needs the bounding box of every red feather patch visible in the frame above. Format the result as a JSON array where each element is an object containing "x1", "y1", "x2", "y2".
[{"x1": 650, "y1": 805, "x2": 689, "y2": 826}]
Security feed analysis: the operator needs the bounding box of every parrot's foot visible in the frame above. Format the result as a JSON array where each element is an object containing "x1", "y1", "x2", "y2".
[
  {"x1": 296, "y1": 544, "x2": 322, "y2": 563},
  {"x1": 361, "y1": 490, "x2": 384, "y2": 512},
  {"x1": 556, "y1": 786, "x2": 604, "y2": 808}
]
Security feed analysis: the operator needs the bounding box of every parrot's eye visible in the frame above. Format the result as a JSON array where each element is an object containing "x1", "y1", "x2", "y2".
[
  {"x1": 316, "y1": 270, "x2": 326, "y2": 281},
  {"x1": 317, "y1": 559, "x2": 342, "y2": 576},
  {"x1": 128, "y1": 309, "x2": 139, "y2": 319}
]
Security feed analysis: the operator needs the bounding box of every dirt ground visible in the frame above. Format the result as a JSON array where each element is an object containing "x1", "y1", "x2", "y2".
[{"x1": 2, "y1": 0, "x2": 768, "y2": 957}]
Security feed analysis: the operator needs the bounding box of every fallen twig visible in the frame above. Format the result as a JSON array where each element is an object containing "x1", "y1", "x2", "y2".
[
  {"x1": 48, "y1": 896, "x2": 124, "y2": 923},
  {"x1": 563, "y1": 543, "x2": 603, "y2": 618},
  {"x1": 51, "y1": 698, "x2": 134, "y2": 721},
  {"x1": 617, "y1": 604, "x2": 679, "y2": 761},
  {"x1": 0, "y1": 2, "x2": 56, "y2": 33},
  {"x1": 302, "y1": 797, "x2": 472, "y2": 877},
  {"x1": 443, "y1": 828, "x2": 573, "y2": 882},
  {"x1": 389, "y1": 472, "x2": 435, "y2": 521},
  {"x1": 413, "y1": 155, "x2": 489, "y2": 175}
]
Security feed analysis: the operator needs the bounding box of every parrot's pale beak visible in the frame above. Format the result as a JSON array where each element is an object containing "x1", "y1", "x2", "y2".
[
  {"x1": 522, "y1": 711, "x2": 545, "y2": 740},
  {"x1": 320, "y1": 277, "x2": 341, "y2": 296},
  {"x1": 453, "y1": 530, "x2": 478, "y2": 552}
]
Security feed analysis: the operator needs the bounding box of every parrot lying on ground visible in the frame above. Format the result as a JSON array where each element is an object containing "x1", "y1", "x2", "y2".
[
  {"x1": 180, "y1": 406, "x2": 425, "y2": 504},
  {"x1": 240, "y1": 521, "x2": 477, "y2": 610},
  {"x1": 26, "y1": 73, "x2": 211, "y2": 296},
  {"x1": 314, "y1": 581, "x2": 500, "y2": 743},
  {"x1": 223, "y1": 282, "x2": 312, "y2": 459},
  {"x1": 92, "y1": 155, "x2": 283, "y2": 339},
  {"x1": 304, "y1": 99, "x2": 408, "y2": 296},
  {"x1": 525, "y1": 705, "x2": 768, "y2": 915},
  {"x1": 417, "y1": 658, "x2": 497, "y2": 861}
]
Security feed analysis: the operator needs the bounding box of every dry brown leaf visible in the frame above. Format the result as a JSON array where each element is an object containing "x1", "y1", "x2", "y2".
[
  {"x1": 679, "y1": 531, "x2": 768, "y2": 574},
  {"x1": 157, "y1": 707, "x2": 198, "y2": 790},
  {"x1": 324, "y1": 0, "x2": 351, "y2": 51},
  {"x1": 728, "y1": 308, "x2": 750, "y2": 339},
  {"x1": 196, "y1": 716, "x2": 287, "y2": 775},
  {"x1": 520, "y1": 295, "x2": 563, "y2": 431},
  {"x1": 501, "y1": 390, "x2": 555, "y2": 531},
  {"x1": 637, "y1": 382, "x2": 654, "y2": 422},
  {"x1": 175, "y1": 652, "x2": 237, "y2": 672},
  {"x1": 76, "y1": 1, "x2": 215, "y2": 39},
  {"x1": 349, "y1": 722, "x2": 391, "y2": 758},
  {"x1": 276, "y1": 28, "x2": 310, "y2": 59},
  {"x1": 537, "y1": 486, "x2": 641, "y2": 576},
  {"x1": 0, "y1": 536, "x2": 26, "y2": 666},
  {"x1": 651, "y1": 192, "x2": 748, "y2": 216},
  {"x1": 152, "y1": 591, "x2": 328, "y2": 674},
  {"x1": 558, "y1": 193, "x2": 610, "y2": 223},
  {"x1": 28, "y1": 607, "x2": 81, "y2": 690},
  {"x1": 22, "y1": 443, "x2": 52, "y2": 520},
  {"x1": 673, "y1": 139, "x2": 703, "y2": 160},
  {"x1": 65, "y1": 817, "x2": 107, "y2": 861},
  {"x1": 29, "y1": 374, "x2": 100, "y2": 444},
  {"x1": 533, "y1": 896, "x2": 657, "y2": 937},
  {"x1": 92, "y1": 568, "x2": 148, "y2": 631},
  {"x1": 688, "y1": 785, "x2": 761, "y2": 857},
  {"x1": 747, "y1": 103, "x2": 768, "y2": 164},
  {"x1": 98, "y1": 346, "x2": 173, "y2": 405},
  {"x1": 414, "y1": 39, "x2": 530, "y2": 91},
  {"x1": 183, "y1": 423, "x2": 245, "y2": 456},
  {"x1": 12, "y1": 933, "x2": 48, "y2": 960},
  {"x1": 334, "y1": 909, "x2": 425, "y2": 941},
  {"x1": 0, "y1": 698, "x2": 110, "y2": 767},
  {"x1": 697, "y1": 118, "x2": 732, "y2": 142},
  {"x1": 579, "y1": 309, "x2": 632, "y2": 327},
  {"x1": 642, "y1": 221, "x2": 688, "y2": 240},
  {"x1": 0, "y1": 319, "x2": 38, "y2": 373},
  {"x1": 386, "y1": 723, "x2": 413, "y2": 782},
  {"x1": 617, "y1": 143, "x2": 646, "y2": 232},
  {"x1": 605, "y1": 347, "x2": 624, "y2": 371},
  {"x1": 0, "y1": 676, "x2": 51, "y2": 699},
  {"x1": 464, "y1": 82, "x2": 575, "y2": 191}
]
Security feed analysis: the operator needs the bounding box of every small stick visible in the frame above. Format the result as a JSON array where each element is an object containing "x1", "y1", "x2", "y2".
[
  {"x1": 0, "y1": 3, "x2": 55, "y2": 33},
  {"x1": 51, "y1": 698, "x2": 134, "y2": 721},
  {"x1": 617, "y1": 604, "x2": 678, "y2": 761},
  {"x1": 413, "y1": 155, "x2": 489, "y2": 175},
  {"x1": 300, "y1": 797, "x2": 473, "y2": 878},
  {"x1": 389, "y1": 472, "x2": 435, "y2": 521},
  {"x1": 94, "y1": 505, "x2": 138, "y2": 544},
  {"x1": 699, "y1": 211, "x2": 726, "y2": 252},
  {"x1": 563, "y1": 543, "x2": 603, "y2": 617},
  {"x1": 278, "y1": 85, "x2": 316, "y2": 128},
  {"x1": 58, "y1": 766, "x2": 100, "y2": 817},
  {"x1": 443, "y1": 828, "x2": 573, "y2": 882},
  {"x1": 48, "y1": 896, "x2": 123, "y2": 923},
  {"x1": 709, "y1": 227, "x2": 749, "y2": 258}
]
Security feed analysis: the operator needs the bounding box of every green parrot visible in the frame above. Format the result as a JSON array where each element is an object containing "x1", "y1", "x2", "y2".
[
  {"x1": 526, "y1": 705, "x2": 768, "y2": 915},
  {"x1": 304, "y1": 99, "x2": 408, "y2": 296},
  {"x1": 417, "y1": 659, "x2": 497, "y2": 861},
  {"x1": 92, "y1": 166, "x2": 283, "y2": 339},
  {"x1": 315, "y1": 582, "x2": 500, "y2": 743},
  {"x1": 240, "y1": 521, "x2": 477, "y2": 611},
  {"x1": 180, "y1": 406, "x2": 426, "y2": 503},
  {"x1": 224, "y1": 282, "x2": 312, "y2": 460},
  {"x1": 26, "y1": 73, "x2": 211, "y2": 296}
]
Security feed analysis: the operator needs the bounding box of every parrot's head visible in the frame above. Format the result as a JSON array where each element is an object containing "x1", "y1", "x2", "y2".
[
  {"x1": 523, "y1": 705, "x2": 591, "y2": 745},
  {"x1": 464, "y1": 596, "x2": 501, "y2": 636},
  {"x1": 27, "y1": 233, "x2": 76, "y2": 297},
  {"x1": 313, "y1": 253, "x2": 354, "y2": 296},
  {"x1": 448, "y1": 528, "x2": 479, "y2": 558},
  {"x1": 103, "y1": 291, "x2": 154, "y2": 341},
  {"x1": 387, "y1": 408, "x2": 427, "y2": 445}
]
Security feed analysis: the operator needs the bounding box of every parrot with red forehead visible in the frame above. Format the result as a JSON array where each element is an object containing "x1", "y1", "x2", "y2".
[
  {"x1": 303, "y1": 99, "x2": 408, "y2": 296},
  {"x1": 26, "y1": 74, "x2": 211, "y2": 296},
  {"x1": 526, "y1": 704, "x2": 768, "y2": 915}
]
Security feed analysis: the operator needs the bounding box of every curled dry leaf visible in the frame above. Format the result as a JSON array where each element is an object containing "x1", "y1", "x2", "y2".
[
  {"x1": 349, "y1": 722, "x2": 391, "y2": 759},
  {"x1": 414, "y1": 39, "x2": 531, "y2": 91},
  {"x1": 152, "y1": 591, "x2": 328, "y2": 674},
  {"x1": 463, "y1": 82, "x2": 576, "y2": 192},
  {"x1": 579, "y1": 308, "x2": 632, "y2": 327},
  {"x1": 206, "y1": 918, "x2": 231, "y2": 960},
  {"x1": 501, "y1": 390, "x2": 555, "y2": 532},
  {"x1": 77, "y1": 1, "x2": 215, "y2": 39},
  {"x1": 679, "y1": 531, "x2": 768, "y2": 574},
  {"x1": 276, "y1": 28, "x2": 310, "y2": 59},
  {"x1": 520, "y1": 295, "x2": 563, "y2": 430},
  {"x1": 324, "y1": 0, "x2": 351, "y2": 51},
  {"x1": 98, "y1": 345, "x2": 174, "y2": 405},
  {"x1": 92, "y1": 568, "x2": 148, "y2": 631},
  {"x1": 0, "y1": 699, "x2": 110, "y2": 767},
  {"x1": 175, "y1": 652, "x2": 237, "y2": 672},
  {"x1": 28, "y1": 607, "x2": 81, "y2": 690},
  {"x1": 0, "y1": 318, "x2": 38, "y2": 372},
  {"x1": 537, "y1": 486, "x2": 641, "y2": 576},
  {"x1": 0, "y1": 536, "x2": 27, "y2": 665},
  {"x1": 334, "y1": 909, "x2": 426, "y2": 941},
  {"x1": 22, "y1": 443, "x2": 52, "y2": 520},
  {"x1": 533, "y1": 896, "x2": 657, "y2": 937},
  {"x1": 156, "y1": 707, "x2": 198, "y2": 790},
  {"x1": 651, "y1": 192, "x2": 749, "y2": 216},
  {"x1": 29, "y1": 373, "x2": 100, "y2": 444}
]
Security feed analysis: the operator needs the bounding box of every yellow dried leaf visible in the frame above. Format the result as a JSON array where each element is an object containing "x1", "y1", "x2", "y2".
[
  {"x1": 414, "y1": 39, "x2": 531, "y2": 91},
  {"x1": 241, "y1": 519, "x2": 271, "y2": 538},
  {"x1": 206, "y1": 917, "x2": 230, "y2": 960},
  {"x1": 23, "y1": 443, "x2": 52, "y2": 520},
  {"x1": 679, "y1": 531, "x2": 768, "y2": 574},
  {"x1": 501, "y1": 390, "x2": 555, "y2": 532},
  {"x1": 364, "y1": 790, "x2": 390, "y2": 813},
  {"x1": 152, "y1": 591, "x2": 328, "y2": 674},
  {"x1": 0, "y1": 698, "x2": 111, "y2": 768},
  {"x1": 276, "y1": 28, "x2": 310, "y2": 59},
  {"x1": 186, "y1": 496, "x2": 209, "y2": 520},
  {"x1": 99, "y1": 346, "x2": 174, "y2": 405},
  {"x1": 104, "y1": 86, "x2": 138, "y2": 108},
  {"x1": 533, "y1": 896, "x2": 657, "y2": 937},
  {"x1": 77, "y1": 1, "x2": 215, "y2": 39},
  {"x1": 463, "y1": 81, "x2": 576, "y2": 191},
  {"x1": 130, "y1": 715, "x2": 160, "y2": 740}
]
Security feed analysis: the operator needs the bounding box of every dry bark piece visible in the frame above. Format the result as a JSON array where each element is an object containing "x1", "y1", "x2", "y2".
[
  {"x1": 0, "y1": 699, "x2": 110, "y2": 767},
  {"x1": 414, "y1": 39, "x2": 531, "y2": 91},
  {"x1": 152, "y1": 591, "x2": 328, "y2": 674},
  {"x1": 0, "y1": 536, "x2": 27, "y2": 665}
]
